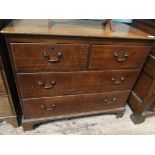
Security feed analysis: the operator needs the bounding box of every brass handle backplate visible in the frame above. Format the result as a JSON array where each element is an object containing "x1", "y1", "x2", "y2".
[
  {"x1": 38, "y1": 80, "x2": 56, "y2": 89},
  {"x1": 40, "y1": 104, "x2": 56, "y2": 111},
  {"x1": 112, "y1": 77, "x2": 125, "y2": 85},
  {"x1": 114, "y1": 48, "x2": 128, "y2": 63},
  {"x1": 43, "y1": 47, "x2": 62, "y2": 63},
  {"x1": 104, "y1": 97, "x2": 117, "y2": 104}
]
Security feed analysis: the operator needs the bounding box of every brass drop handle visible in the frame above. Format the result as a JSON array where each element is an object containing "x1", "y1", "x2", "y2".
[
  {"x1": 104, "y1": 97, "x2": 117, "y2": 104},
  {"x1": 43, "y1": 48, "x2": 62, "y2": 63},
  {"x1": 112, "y1": 77, "x2": 125, "y2": 85},
  {"x1": 114, "y1": 48, "x2": 128, "y2": 63},
  {"x1": 38, "y1": 80, "x2": 56, "y2": 89},
  {"x1": 40, "y1": 104, "x2": 56, "y2": 111}
]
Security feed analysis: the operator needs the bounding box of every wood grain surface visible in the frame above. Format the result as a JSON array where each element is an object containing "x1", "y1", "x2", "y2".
[
  {"x1": 1, "y1": 19, "x2": 154, "y2": 40},
  {"x1": 10, "y1": 43, "x2": 89, "y2": 71},
  {"x1": 90, "y1": 45, "x2": 150, "y2": 69},
  {"x1": 0, "y1": 95, "x2": 13, "y2": 116},
  {"x1": 17, "y1": 70, "x2": 139, "y2": 98},
  {"x1": 23, "y1": 90, "x2": 130, "y2": 119}
]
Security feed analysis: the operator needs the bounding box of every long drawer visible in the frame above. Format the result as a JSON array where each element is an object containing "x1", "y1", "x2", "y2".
[
  {"x1": 0, "y1": 95, "x2": 12, "y2": 117},
  {"x1": 17, "y1": 70, "x2": 139, "y2": 98},
  {"x1": 90, "y1": 45, "x2": 150, "y2": 69},
  {"x1": 10, "y1": 43, "x2": 89, "y2": 71},
  {"x1": 22, "y1": 90, "x2": 130, "y2": 119},
  {"x1": 0, "y1": 71, "x2": 6, "y2": 94}
]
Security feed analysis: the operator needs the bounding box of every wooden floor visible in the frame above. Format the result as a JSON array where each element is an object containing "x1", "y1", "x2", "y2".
[{"x1": 0, "y1": 105, "x2": 155, "y2": 135}]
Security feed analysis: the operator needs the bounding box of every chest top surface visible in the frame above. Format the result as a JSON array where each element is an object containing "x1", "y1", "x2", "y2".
[{"x1": 1, "y1": 19, "x2": 155, "y2": 40}]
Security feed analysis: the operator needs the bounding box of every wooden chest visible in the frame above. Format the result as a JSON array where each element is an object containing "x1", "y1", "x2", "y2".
[
  {"x1": 129, "y1": 20, "x2": 155, "y2": 123},
  {"x1": 1, "y1": 19, "x2": 154, "y2": 131}
]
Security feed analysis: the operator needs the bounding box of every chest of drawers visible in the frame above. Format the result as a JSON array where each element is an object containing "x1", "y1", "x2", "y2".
[
  {"x1": 1, "y1": 19, "x2": 154, "y2": 131},
  {"x1": 129, "y1": 20, "x2": 155, "y2": 123}
]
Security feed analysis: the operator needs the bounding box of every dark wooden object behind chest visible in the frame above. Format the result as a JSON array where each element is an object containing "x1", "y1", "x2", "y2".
[
  {"x1": 0, "y1": 20, "x2": 21, "y2": 127},
  {"x1": 129, "y1": 19, "x2": 155, "y2": 123},
  {"x1": 1, "y1": 19, "x2": 154, "y2": 131}
]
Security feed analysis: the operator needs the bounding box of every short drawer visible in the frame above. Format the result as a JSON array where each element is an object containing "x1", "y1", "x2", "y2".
[
  {"x1": 17, "y1": 70, "x2": 139, "y2": 98},
  {"x1": 22, "y1": 90, "x2": 130, "y2": 119},
  {"x1": 0, "y1": 95, "x2": 12, "y2": 117},
  {"x1": 0, "y1": 71, "x2": 6, "y2": 94},
  {"x1": 89, "y1": 45, "x2": 150, "y2": 69},
  {"x1": 10, "y1": 43, "x2": 89, "y2": 71}
]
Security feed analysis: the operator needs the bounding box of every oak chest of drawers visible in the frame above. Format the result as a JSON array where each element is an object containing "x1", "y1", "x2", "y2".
[
  {"x1": 1, "y1": 19, "x2": 154, "y2": 131},
  {"x1": 129, "y1": 20, "x2": 155, "y2": 123}
]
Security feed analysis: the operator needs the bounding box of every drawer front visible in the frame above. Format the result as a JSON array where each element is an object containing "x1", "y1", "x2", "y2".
[
  {"x1": 0, "y1": 96, "x2": 12, "y2": 116},
  {"x1": 10, "y1": 43, "x2": 89, "y2": 71},
  {"x1": 23, "y1": 90, "x2": 130, "y2": 119},
  {"x1": 90, "y1": 45, "x2": 150, "y2": 69},
  {"x1": 0, "y1": 71, "x2": 6, "y2": 94},
  {"x1": 18, "y1": 70, "x2": 139, "y2": 98}
]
